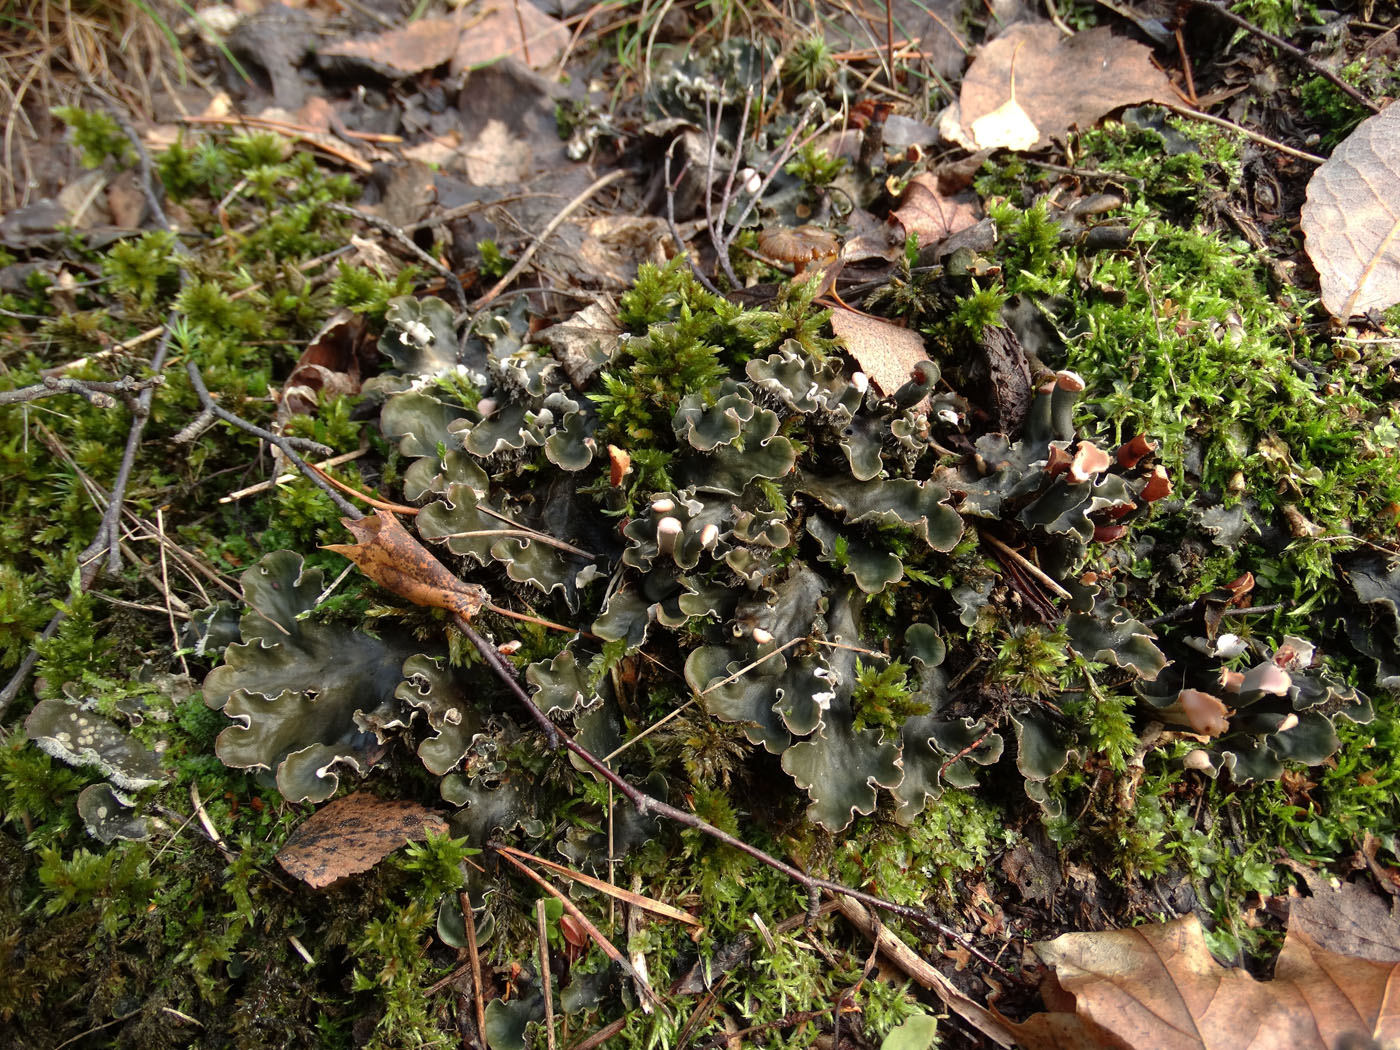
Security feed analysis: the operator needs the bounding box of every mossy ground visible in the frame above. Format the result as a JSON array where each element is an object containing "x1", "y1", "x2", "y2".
[{"x1": 2, "y1": 6, "x2": 1398, "y2": 1049}]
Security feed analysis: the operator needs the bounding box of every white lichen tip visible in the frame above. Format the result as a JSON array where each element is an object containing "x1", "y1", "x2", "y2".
[{"x1": 655, "y1": 515, "x2": 683, "y2": 555}]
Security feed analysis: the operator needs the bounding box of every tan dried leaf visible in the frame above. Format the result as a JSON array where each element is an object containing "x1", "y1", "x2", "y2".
[
  {"x1": 276, "y1": 792, "x2": 448, "y2": 888},
  {"x1": 275, "y1": 310, "x2": 374, "y2": 426},
  {"x1": 319, "y1": 16, "x2": 462, "y2": 75},
  {"x1": 450, "y1": 0, "x2": 568, "y2": 73},
  {"x1": 1301, "y1": 102, "x2": 1400, "y2": 319},
  {"x1": 956, "y1": 25, "x2": 1175, "y2": 151},
  {"x1": 325, "y1": 510, "x2": 488, "y2": 620},
  {"x1": 462, "y1": 119, "x2": 528, "y2": 186},
  {"x1": 828, "y1": 309, "x2": 932, "y2": 396},
  {"x1": 1010, "y1": 911, "x2": 1400, "y2": 1050},
  {"x1": 892, "y1": 173, "x2": 981, "y2": 246}
]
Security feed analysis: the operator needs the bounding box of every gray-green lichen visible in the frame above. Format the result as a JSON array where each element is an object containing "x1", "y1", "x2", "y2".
[{"x1": 203, "y1": 277, "x2": 1366, "y2": 838}]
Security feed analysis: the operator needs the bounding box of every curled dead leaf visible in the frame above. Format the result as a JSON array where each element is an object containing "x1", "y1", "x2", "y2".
[
  {"x1": 325, "y1": 510, "x2": 488, "y2": 619},
  {"x1": 757, "y1": 225, "x2": 839, "y2": 269},
  {"x1": 892, "y1": 173, "x2": 981, "y2": 246}
]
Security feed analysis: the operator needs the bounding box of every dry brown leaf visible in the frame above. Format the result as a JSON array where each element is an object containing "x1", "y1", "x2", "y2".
[
  {"x1": 319, "y1": 16, "x2": 463, "y2": 76},
  {"x1": 450, "y1": 0, "x2": 568, "y2": 73},
  {"x1": 276, "y1": 792, "x2": 448, "y2": 888},
  {"x1": 462, "y1": 119, "x2": 529, "y2": 186},
  {"x1": 575, "y1": 216, "x2": 673, "y2": 289},
  {"x1": 1009, "y1": 911, "x2": 1400, "y2": 1050},
  {"x1": 324, "y1": 510, "x2": 488, "y2": 620},
  {"x1": 1286, "y1": 863, "x2": 1400, "y2": 960},
  {"x1": 954, "y1": 25, "x2": 1175, "y2": 151},
  {"x1": 275, "y1": 310, "x2": 375, "y2": 427},
  {"x1": 892, "y1": 173, "x2": 981, "y2": 246},
  {"x1": 828, "y1": 309, "x2": 932, "y2": 396},
  {"x1": 1301, "y1": 102, "x2": 1400, "y2": 319}
]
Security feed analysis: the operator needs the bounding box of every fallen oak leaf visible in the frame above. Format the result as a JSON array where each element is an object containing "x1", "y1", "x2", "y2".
[
  {"x1": 1007, "y1": 912, "x2": 1400, "y2": 1050},
  {"x1": 276, "y1": 791, "x2": 449, "y2": 888},
  {"x1": 325, "y1": 509, "x2": 488, "y2": 620}
]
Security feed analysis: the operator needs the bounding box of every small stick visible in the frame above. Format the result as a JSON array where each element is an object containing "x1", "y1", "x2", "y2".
[
  {"x1": 601, "y1": 698, "x2": 697, "y2": 763},
  {"x1": 180, "y1": 112, "x2": 403, "y2": 143},
  {"x1": 699, "y1": 637, "x2": 805, "y2": 696},
  {"x1": 566, "y1": 1017, "x2": 627, "y2": 1050},
  {"x1": 1184, "y1": 0, "x2": 1379, "y2": 114},
  {"x1": 885, "y1": 0, "x2": 897, "y2": 89},
  {"x1": 494, "y1": 848, "x2": 668, "y2": 1015},
  {"x1": 982, "y1": 533, "x2": 1072, "y2": 600},
  {"x1": 441, "y1": 528, "x2": 594, "y2": 559},
  {"x1": 462, "y1": 890, "x2": 488, "y2": 1044},
  {"x1": 307, "y1": 462, "x2": 421, "y2": 515},
  {"x1": 424, "y1": 959, "x2": 473, "y2": 997},
  {"x1": 834, "y1": 896, "x2": 1018, "y2": 1048},
  {"x1": 156, "y1": 509, "x2": 189, "y2": 678},
  {"x1": 497, "y1": 846, "x2": 701, "y2": 927},
  {"x1": 185, "y1": 362, "x2": 360, "y2": 519},
  {"x1": 1166, "y1": 103, "x2": 1326, "y2": 164},
  {"x1": 177, "y1": 114, "x2": 372, "y2": 171},
  {"x1": 1175, "y1": 25, "x2": 1198, "y2": 105},
  {"x1": 536, "y1": 899, "x2": 557, "y2": 1050},
  {"x1": 451, "y1": 613, "x2": 1007, "y2": 975},
  {"x1": 219, "y1": 449, "x2": 367, "y2": 503},
  {"x1": 475, "y1": 504, "x2": 596, "y2": 558},
  {"x1": 310, "y1": 465, "x2": 598, "y2": 561},
  {"x1": 0, "y1": 374, "x2": 162, "y2": 408},
  {"x1": 482, "y1": 602, "x2": 591, "y2": 638},
  {"x1": 664, "y1": 143, "x2": 724, "y2": 297},
  {"x1": 473, "y1": 170, "x2": 627, "y2": 309},
  {"x1": 327, "y1": 202, "x2": 468, "y2": 311}
]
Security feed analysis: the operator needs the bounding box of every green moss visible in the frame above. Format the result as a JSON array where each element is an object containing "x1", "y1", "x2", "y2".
[
  {"x1": 851, "y1": 660, "x2": 928, "y2": 735},
  {"x1": 52, "y1": 106, "x2": 134, "y2": 168}
]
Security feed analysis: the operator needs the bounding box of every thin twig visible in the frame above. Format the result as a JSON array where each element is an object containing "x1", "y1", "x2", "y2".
[
  {"x1": 537, "y1": 899, "x2": 557, "y2": 1050},
  {"x1": 156, "y1": 509, "x2": 189, "y2": 678},
  {"x1": 1185, "y1": 0, "x2": 1379, "y2": 113},
  {"x1": 566, "y1": 1017, "x2": 627, "y2": 1050},
  {"x1": 219, "y1": 449, "x2": 368, "y2": 503},
  {"x1": 473, "y1": 169, "x2": 627, "y2": 309},
  {"x1": 1166, "y1": 103, "x2": 1326, "y2": 164},
  {"x1": 494, "y1": 848, "x2": 668, "y2": 1016},
  {"x1": 326, "y1": 202, "x2": 468, "y2": 312},
  {"x1": 981, "y1": 533, "x2": 1072, "y2": 600},
  {"x1": 80, "y1": 314, "x2": 179, "y2": 576},
  {"x1": 451, "y1": 613, "x2": 1008, "y2": 976},
  {"x1": 461, "y1": 890, "x2": 488, "y2": 1043},
  {"x1": 183, "y1": 362, "x2": 360, "y2": 519},
  {"x1": 442, "y1": 529, "x2": 595, "y2": 559},
  {"x1": 664, "y1": 142, "x2": 724, "y2": 296},
  {"x1": 0, "y1": 374, "x2": 162, "y2": 408}
]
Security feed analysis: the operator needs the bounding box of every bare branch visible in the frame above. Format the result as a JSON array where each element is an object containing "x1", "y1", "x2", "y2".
[
  {"x1": 448, "y1": 612, "x2": 1009, "y2": 975},
  {"x1": 183, "y1": 361, "x2": 361, "y2": 519}
]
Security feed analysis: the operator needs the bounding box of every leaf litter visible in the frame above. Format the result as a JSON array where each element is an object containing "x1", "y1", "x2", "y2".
[{"x1": 5, "y1": 1, "x2": 1400, "y2": 1048}]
